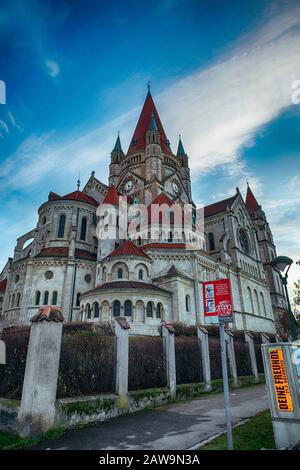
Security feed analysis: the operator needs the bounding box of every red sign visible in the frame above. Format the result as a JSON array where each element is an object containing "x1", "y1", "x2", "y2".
[{"x1": 202, "y1": 278, "x2": 233, "y2": 324}]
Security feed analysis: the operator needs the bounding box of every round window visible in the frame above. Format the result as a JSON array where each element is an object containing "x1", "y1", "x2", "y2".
[
  {"x1": 85, "y1": 274, "x2": 92, "y2": 283},
  {"x1": 45, "y1": 270, "x2": 54, "y2": 280}
]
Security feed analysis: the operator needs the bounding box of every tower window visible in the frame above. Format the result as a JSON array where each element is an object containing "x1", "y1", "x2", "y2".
[
  {"x1": 146, "y1": 302, "x2": 153, "y2": 318},
  {"x1": 124, "y1": 300, "x2": 132, "y2": 317},
  {"x1": 43, "y1": 291, "x2": 49, "y2": 305},
  {"x1": 117, "y1": 268, "x2": 123, "y2": 279},
  {"x1": 138, "y1": 269, "x2": 144, "y2": 280},
  {"x1": 80, "y1": 217, "x2": 87, "y2": 241},
  {"x1": 58, "y1": 214, "x2": 66, "y2": 238},
  {"x1": 76, "y1": 292, "x2": 81, "y2": 307},
  {"x1": 35, "y1": 291, "x2": 41, "y2": 306},
  {"x1": 156, "y1": 302, "x2": 162, "y2": 319},
  {"x1": 208, "y1": 232, "x2": 215, "y2": 251},
  {"x1": 185, "y1": 295, "x2": 190, "y2": 312},
  {"x1": 94, "y1": 303, "x2": 100, "y2": 318},
  {"x1": 52, "y1": 291, "x2": 58, "y2": 305}
]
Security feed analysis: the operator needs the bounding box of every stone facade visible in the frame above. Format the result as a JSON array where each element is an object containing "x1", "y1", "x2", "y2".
[{"x1": 0, "y1": 89, "x2": 279, "y2": 335}]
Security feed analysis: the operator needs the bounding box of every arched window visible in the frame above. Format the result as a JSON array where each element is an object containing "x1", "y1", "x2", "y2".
[
  {"x1": 43, "y1": 291, "x2": 49, "y2": 305},
  {"x1": 11, "y1": 293, "x2": 15, "y2": 307},
  {"x1": 185, "y1": 295, "x2": 190, "y2": 312},
  {"x1": 87, "y1": 303, "x2": 91, "y2": 319},
  {"x1": 80, "y1": 217, "x2": 87, "y2": 241},
  {"x1": 52, "y1": 291, "x2": 58, "y2": 305},
  {"x1": 156, "y1": 302, "x2": 162, "y2": 319},
  {"x1": 102, "y1": 267, "x2": 107, "y2": 283},
  {"x1": 113, "y1": 300, "x2": 121, "y2": 317},
  {"x1": 168, "y1": 231, "x2": 173, "y2": 242},
  {"x1": 124, "y1": 300, "x2": 132, "y2": 317},
  {"x1": 58, "y1": 214, "x2": 66, "y2": 238},
  {"x1": 146, "y1": 301, "x2": 153, "y2": 318},
  {"x1": 117, "y1": 268, "x2": 123, "y2": 279},
  {"x1": 16, "y1": 292, "x2": 21, "y2": 307},
  {"x1": 247, "y1": 287, "x2": 254, "y2": 314},
  {"x1": 35, "y1": 291, "x2": 41, "y2": 306},
  {"x1": 94, "y1": 303, "x2": 100, "y2": 318},
  {"x1": 76, "y1": 292, "x2": 81, "y2": 307},
  {"x1": 208, "y1": 232, "x2": 215, "y2": 251},
  {"x1": 260, "y1": 292, "x2": 266, "y2": 317},
  {"x1": 138, "y1": 269, "x2": 144, "y2": 280},
  {"x1": 254, "y1": 290, "x2": 261, "y2": 315}
]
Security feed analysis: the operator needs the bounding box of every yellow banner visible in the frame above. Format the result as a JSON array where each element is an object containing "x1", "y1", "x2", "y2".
[{"x1": 269, "y1": 347, "x2": 293, "y2": 412}]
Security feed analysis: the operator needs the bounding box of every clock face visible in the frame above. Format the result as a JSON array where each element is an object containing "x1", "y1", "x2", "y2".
[
  {"x1": 172, "y1": 182, "x2": 179, "y2": 194},
  {"x1": 125, "y1": 180, "x2": 133, "y2": 192}
]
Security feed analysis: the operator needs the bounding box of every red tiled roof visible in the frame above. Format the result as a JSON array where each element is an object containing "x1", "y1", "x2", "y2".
[
  {"x1": 141, "y1": 242, "x2": 191, "y2": 250},
  {"x1": 106, "y1": 240, "x2": 150, "y2": 259},
  {"x1": 59, "y1": 190, "x2": 98, "y2": 207},
  {"x1": 102, "y1": 186, "x2": 121, "y2": 206},
  {"x1": 204, "y1": 195, "x2": 237, "y2": 217},
  {"x1": 0, "y1": 279, "x2": 7, "y2": 292},
  {"x1": 86, "y1": 281, "x2": 170, "y2": 294},
  {"x1": 245, "y1": 185, "x2": 259, "y2": 213},
  {"x1": 146, "y1": 193, "x2": 183, "y2": 225},
  {"x1": 35, "y1": 247, "x2": 97, "y2": 261},
  {"x1": 150, "y1": 193, "x2": 174, "y2": 207},
  {"x1": 127, "y1": 91, "x2": 172, "y2": 156}
]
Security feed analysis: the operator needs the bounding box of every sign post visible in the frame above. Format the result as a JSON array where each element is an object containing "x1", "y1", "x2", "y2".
[{"x1": 202, "y1": 278, "x2": 234, "y2": 450}]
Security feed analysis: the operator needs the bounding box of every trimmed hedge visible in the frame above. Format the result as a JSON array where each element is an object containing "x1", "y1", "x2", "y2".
[
  {"x1": 175, "y1": 337, "x2": 203, "y2": 384},
  {"x1": 208, "y1": 336, "x2": 232, "y2": 379},
  {"x1": 234, "y1": 340, "x2": 252, "y2": 376},
  {"x1": 128, "y1": 336, "x2": 166, "y2": 390},
  {"x1": 57, "y1": 331, "x2": 116, "y2": 398},
  {"x1": 0, "y1": 331, "x2": 29, "y2": 399}
]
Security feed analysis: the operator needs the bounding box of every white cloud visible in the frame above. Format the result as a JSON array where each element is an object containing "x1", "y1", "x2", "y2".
[{"x1": 45, "y1": 59, "x2": 60, "y2": 77}]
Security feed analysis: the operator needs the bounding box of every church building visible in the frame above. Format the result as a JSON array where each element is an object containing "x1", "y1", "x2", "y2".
[{"x1": 0, "y1": 88, "x2": 284, "y2": 336}]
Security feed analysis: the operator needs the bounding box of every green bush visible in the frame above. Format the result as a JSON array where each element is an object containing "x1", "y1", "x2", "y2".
[
  {"x1": 0, "y1": 331, "x2": 29, "y2": 399},
  {"x1": 175, "y1": 337, "x2": 203, "y2": 384},
  {"x1": 128, "y1": 336, "x2": 166, "y2": 390},
  {"x1": 234, "y1": 340, "x2": 252, "y2": 376}
]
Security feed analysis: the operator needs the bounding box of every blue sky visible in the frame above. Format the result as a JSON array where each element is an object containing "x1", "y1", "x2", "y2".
[{"x1": 0, "y1": 0, "x2": 300, "y2": 291}]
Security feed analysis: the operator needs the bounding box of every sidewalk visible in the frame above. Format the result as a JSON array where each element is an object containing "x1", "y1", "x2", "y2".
[{"x1": 33, "y1": 384, "x2": 269, "y2": 450}]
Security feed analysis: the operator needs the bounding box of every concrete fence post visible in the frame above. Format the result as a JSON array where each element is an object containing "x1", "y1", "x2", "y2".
[
  {"x1": 225, "y1": 330, "x2": 239, "y2": 387},
  {"x1": 197, "y1": 326, "x2": 212, "y2": 391},
  {"x1": 114, "y1": 317, "x2": 130, "y2": 409},
  {"x1": 162, "y1": 321, "x2": 176, "y2": 400},
  {"x1": 245, "y1": 332, "x2": 259, "y2": 382},
  {"x1": 17, "y1": 307, "x2": 64, "y2": 437}
]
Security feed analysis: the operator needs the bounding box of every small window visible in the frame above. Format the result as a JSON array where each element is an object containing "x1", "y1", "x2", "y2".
[
  {"x1": 11, "y1": 293, "x2": 15, "y2": 307},
  {"x1": 43, "y1": 291, "x2": 49, "y2": 305},
  {"x1": 208, "y1": 232, "x2": 215, "y2": 251},
  {"x1": 52, "y1": 291, "x2": 58, "y2": 305},
  {"x1": 80, "y1": 217, "x2": 87, "y2": 241},
  {"x1": 156, "y1": 302, "x2": 162, "y2": 319},
  {"x1": 87, "y1": 304, "x2": 91, "y2": 319},
  {"x1": 58, "y1": 214, "x2": 66, "y2": 238},
  {"x1": 185, "y1": 295, "x2": 190, "y2": 312},
  {"x1": 138, "y1": 269, "x2": 144, "y2": 280},
  {"x1": 117, "y1": 268, "x2": 123, "y2": 279},
  {"x1": 76, "y1": 292, "x2": 81, "y2": 307},
  {"x1": 124, "y1": 300, "x2": 132, "y2": 317},
  {"x1": 35, "y1": 291, "x2": 41, "y2": 306},
  {"x1": 146, "y1": 302, "x2": 153, "y2": 318},
  {"x1": 16, "y1": 292, "x2": 21, "y2": 307},
  {"x1": 94, "y1": 303, "x2": 100, "y2": 318},
  {"x1": 113, "y1": 300, "x2": 121, "y2": 317}
]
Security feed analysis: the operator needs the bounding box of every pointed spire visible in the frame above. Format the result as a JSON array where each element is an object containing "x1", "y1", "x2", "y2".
[
  {"x1": 113, "y1": 132, "x2": 123, "y2": 152},
  {"x1": 127, "y1": 89, "x2": 172, "y2": 155},
  {"x1": 245, "y1": 183, "x2": 259, "y2": 213},
  {"x1": 149, "y1": 112, "x2": 158, "y2": 131},
  {"x1": 177, "y1": 135, "x2": 187, "y2": 156}
]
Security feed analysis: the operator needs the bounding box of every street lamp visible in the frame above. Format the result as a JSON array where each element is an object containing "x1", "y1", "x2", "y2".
[{"x1": 270, "y1": 256, "x2": 298, "y2": 341}]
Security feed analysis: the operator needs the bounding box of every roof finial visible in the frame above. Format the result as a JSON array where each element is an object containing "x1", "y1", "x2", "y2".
[
  {"x1": 77, "y1": 173, "x2": 81, "y2": 191},
  {"x1": 147, "y1": 80, "x2": 151, "y2": 93}
]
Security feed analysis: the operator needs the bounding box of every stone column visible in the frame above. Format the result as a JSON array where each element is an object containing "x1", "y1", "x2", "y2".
[
  {"x1": 197, "y1": 326, "x2": 211, "y2": 391},
  {"x1": 115, "y1": 317, "x2": 130, "y2": 409},
  {"x1": 245, "y1": 331, "x2": 259, "y2": 382},
  {"x1": 162, "y1": 321, "x2": 176, "y2": 400},
  {"x1": 17, "y1": 307, "x2": 64, "y2": 437},
  {"x1": 225, "y1": 329, "x2": 239, "y2": 387}
]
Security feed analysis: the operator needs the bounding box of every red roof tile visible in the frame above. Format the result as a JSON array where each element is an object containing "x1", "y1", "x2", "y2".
[
  {"x1": 245, "y1": 185, "x2": 259, "y2": 213},
  {"x1": 102, "y1": 186, "x2": 121, "y2": 206},
  {"x1": 86, "y1": 280, "x2": 169, "y2": 294},
  {"x1": 106, "y1": 240, "x2": 150, "y2": 259},
  {"x1": 204, "y1": 195, "x2": 237, "y2": 217},
  {"x1": 127, "y1": 91, "x2": 172, "y2": 156},
  {"x1": 59, "y1": 190, "x2": 98, "y2": 207},
  {"x1": 35, "y1": 247, "x2": 96, "y2": 261},
  {"x1": 141, "y1": 242, "x2": 190, "y2": 250},
  {"x1": 0, "y1": 279, "x2": 7, "y2": 292}
]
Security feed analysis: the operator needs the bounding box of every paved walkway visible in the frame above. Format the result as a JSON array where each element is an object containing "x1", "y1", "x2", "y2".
[{"x1": 34, "y1": 385, "x2": 269, "y2": 450}]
